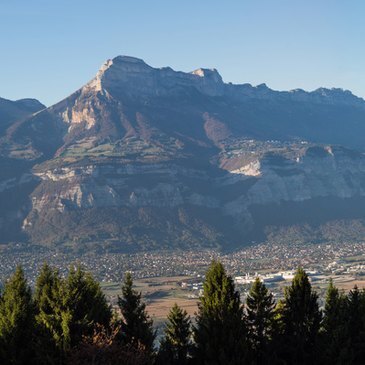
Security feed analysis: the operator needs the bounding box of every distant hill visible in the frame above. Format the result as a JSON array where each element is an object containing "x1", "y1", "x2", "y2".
[
  {"x1": 0, "y1": 97, "x2": 45, "y2": 135},
  {"x1": 1, "y1": 56, "x2": 365, "y2": 250}
]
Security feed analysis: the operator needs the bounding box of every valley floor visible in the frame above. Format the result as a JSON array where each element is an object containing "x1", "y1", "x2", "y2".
[{"x1": 2, "y1": 240, "x2": 365, "y2": 323}]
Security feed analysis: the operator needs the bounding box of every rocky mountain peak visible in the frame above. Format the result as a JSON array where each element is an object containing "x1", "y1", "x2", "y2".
[
  {"x1": 312, "y1": 87, "x2": 361, "y2": 101},
  {"x1": 84, "y1": 55, "x2": 226, "y2": 98},
  {"x1": 4, "y1": 55, "x2": 365, "y2": 249},
  {"x1": 85, "y1": 55, "x2": 152, "y2": 94},
  {"x1": 112, "y1": 55, "x2": 148, "y2": 64},
  {"x1": 191, "y1": 68, "x2": 223, "y2": 82},
  {"x1": 100, "y1": 55, "x2": 152, "y2": 76}
]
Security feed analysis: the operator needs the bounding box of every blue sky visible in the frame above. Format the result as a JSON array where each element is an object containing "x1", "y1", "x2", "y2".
[{"x1": 1, "y1": 0, "x2": 364, "y2": 106}]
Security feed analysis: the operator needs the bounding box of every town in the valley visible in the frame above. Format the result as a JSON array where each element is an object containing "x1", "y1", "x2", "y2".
[{"x1": 1, "y1": 239, "x2": 365, "y2": 322}]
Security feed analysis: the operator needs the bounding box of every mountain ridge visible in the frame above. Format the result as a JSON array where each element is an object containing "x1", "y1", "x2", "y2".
[
  {"x1": 2, "y1": 55, "x2": 365, "y2": 250},
  {"x1": 0, "y1": 97, "x2": 45, "y2": 134},
  {"x1": 84, "y1": 55, "x2": 365, "y2": 106}
]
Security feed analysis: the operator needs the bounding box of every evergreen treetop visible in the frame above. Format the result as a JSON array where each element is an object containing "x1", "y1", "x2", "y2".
[
  {"x1": 194, "y1": 260, "x2": 247, "y2": 365},
  {"x1": 158, "y1": 303, "x2": 192, "y2": 365},
  {"x1": 118, "y1": 272, "x2": 155, "y2": 353},
  {"x1": 278, "y1": 268, "x2": 321, "y2": 365},
  {"x1": 0, "y1": 266, "x2": 35, "y2": 365},
  {"x1": 246, "y1": 277, "x2": 275, "y2": 364},
  {"x1": 321, "y1": 278, "x2": 351, "y2": 365}
]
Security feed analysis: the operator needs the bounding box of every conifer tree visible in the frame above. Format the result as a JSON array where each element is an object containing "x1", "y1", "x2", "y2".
[
  {"x1": 321, "y1": 279, "x2": 349, "y2": 365},
  {"x1": 33, "y1": 263, "x2": 112, "y2": 358},
  {"x1": 278, "y1": 268, "x2": 321, "y2": 365},
  {"x1": 345, "y1": 285, "x2": 365, "y2": 364},
  {"x1": 246, "y1": 277, "x2": 276, "y2": 365},
  {"x1": 157, "y1": 303, "x2": 192, "y2": 365},
  {"x1": 0, "y1": 266, "x2": 35, "y2": 365},
  {"x1": 63, "y1": 265, "x2": 112, "y2": 348},
  {"x1": 194, "y1": 260, "x2": 247, "y2": 365},
  {"x1": 118, "y1": 272, "x2": 155, "y2": 355},
  {"x1": 347, "y1": 285, "x2": 362, "y2": 340},
  {"x1": 33, "y1": 263, "x2": 64, "y2": 363},
  {"x1": 322, "y1": 279, "x2": 343, "y2": 334}
]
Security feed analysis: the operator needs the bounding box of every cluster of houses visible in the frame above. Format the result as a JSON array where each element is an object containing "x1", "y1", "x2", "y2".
[{"x1": 233, "y1": 270, "x2": 319, "y2": 285}]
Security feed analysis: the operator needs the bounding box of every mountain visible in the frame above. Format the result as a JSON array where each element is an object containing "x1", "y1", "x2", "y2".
[
  {"x1": 1, "y1": 56, "x2": 365, "y2": 251},
  {"x1": 0, "y1": 97, "x2": 45, "y2": 135},
  {"x1": 0, "y1": 97, "x2": 45, "y2": 240}
]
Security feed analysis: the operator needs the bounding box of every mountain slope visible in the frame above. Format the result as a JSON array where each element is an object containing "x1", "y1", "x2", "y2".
[
  {"x1": 0, "y1": 97, "x2": 45, "y2": 135},
  {"x1": 1, "y1": 56, "x2": 365, "y2": 250}
]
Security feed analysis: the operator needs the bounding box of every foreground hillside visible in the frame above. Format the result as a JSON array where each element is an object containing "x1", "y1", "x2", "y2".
[{"x1": 2, "y1": 56, "x2": 365, "y2": 249}]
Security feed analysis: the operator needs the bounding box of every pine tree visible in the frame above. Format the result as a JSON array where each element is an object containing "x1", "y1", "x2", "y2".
[
  {"x1": 33, "y1": 263, "x2": 112, "y2": 360},
  {"x1": 63, "y1": 265, "x2": 112, "y2": 348},
  {"x1": 33, "y1": 263, "x2": 64, "y2": 363},
  {"x1": 0, "y1": 266, "x2": 36, "y2": 365},
  {"x1": 193, "y1": 260, "x2": 247, "y2": 365},
  {"x1": 118, "y1": 272, "x2": 155, "y2": 355},
  {"x1": 321, "y1": 279, "x2": 349, "y2": 365},
  {"x1": 322, "y1": 279, "x2": 343, "y2": 334},
  {"x1": 246, "y1": 277, "x2": 276, "y2": 365},
  {"x1": 157, "y1": 303, "x2": 192, "y2": 365},
  {"x1": 278, "y1": 268, "x2": 321, "y2": 365},
  {"x1": 345, "y1": 285, "x2": 365, "y2": 364}
]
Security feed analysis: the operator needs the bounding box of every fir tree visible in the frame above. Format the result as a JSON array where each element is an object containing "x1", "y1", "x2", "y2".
[
  {"x1": 33, "y1": 263, "x2": 112, "y2": 359},
  {"x1": 321, "y1": 279, "x2": 349, "y2": 365},
  {"x1": 194, "y1": 260, "x2": 247, "y2": 365},
  {"x1": 322, "y1": 279, "x2": 343, "y2": 334},
  {"x1": 345, "y1": 285, "x2": 365, "y2": 364},
  {"x1": 63, "y1": 265, "x2": 112, "y2": 348},
  {"x1": 33, "y1": 263, "x2": 64, "y2": 363},
  {"x1": 246, "y1": 277, "x2": 275, "y2": 365},
  {"x1": 118, "y1": 272, "x2": 155, "y2": 355},
  {"x1": 157, "y1": 303, "x2": 192, "y2": 365},
  {"x1": 0, "y1": 266, "x2": 35, "y2": 365},
  {"x1": 278, "y1": 268, "x2": 321, "y2": 365}
]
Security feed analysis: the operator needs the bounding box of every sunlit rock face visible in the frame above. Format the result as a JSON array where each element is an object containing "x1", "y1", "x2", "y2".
[
  {"x1": 88, "y1": 56, "x2": 225, "y2": 97},
  {"x1": 2, "y1": 56, "x2": 365, "y2": 249}
]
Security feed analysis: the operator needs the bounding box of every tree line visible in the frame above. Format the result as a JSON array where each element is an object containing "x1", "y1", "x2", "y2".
[{"x1": 0, "y1": 261, "x2": 364, "y2": 364}]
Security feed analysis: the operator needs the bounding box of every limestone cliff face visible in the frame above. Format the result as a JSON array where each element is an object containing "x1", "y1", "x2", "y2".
[
  {"x1": 85, "y1": 56, "x2": 225, "y2": 98},
  {"x1": 222, "y1": 146, "x2": 365, "y2": 229},
  {"x1": 30, "y1": 146, "x2": 365, "y2": 209},
  {"x1": 2, "y1": 55, "x2": 365, "y2": 248},
  {"x1": 29, "y1": 163, "x2": 219, "y2": 211},
  {"x1": 19, "y1": 144, "x2": 365, "y2": 246}
]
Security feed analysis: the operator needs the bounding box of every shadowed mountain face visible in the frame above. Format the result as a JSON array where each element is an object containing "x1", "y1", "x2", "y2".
[
  {"x1": 0, "y1": 97, "x2": 45, "y2": 135},
  {"x1": 2, "y1": 56, "x2": 365, "y2": 251}
]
